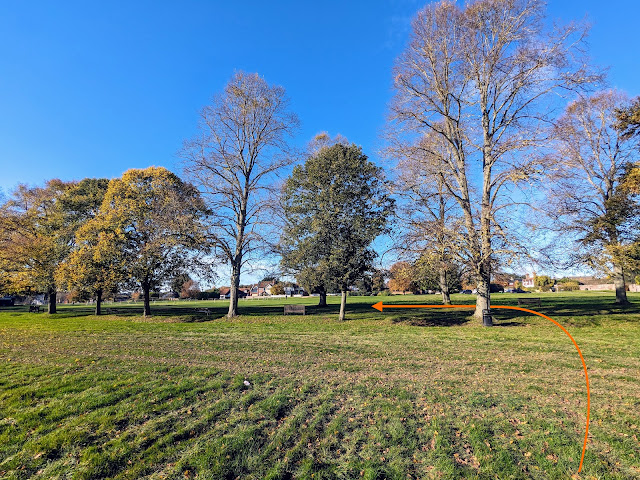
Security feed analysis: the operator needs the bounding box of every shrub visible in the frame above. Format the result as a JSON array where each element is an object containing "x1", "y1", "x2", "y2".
[
  {"x1": 270, "y1": 283, "x2": 285, "y2": 295},
  {"x1": 196, "y1": 291, "x2": 219, "y2": 300},
  {"x1": 558, "y1": 281, "x2": 579, "y2": 291}
]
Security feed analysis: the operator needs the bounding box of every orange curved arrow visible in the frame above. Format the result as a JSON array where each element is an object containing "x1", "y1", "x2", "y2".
[{"x1": 372, "y1": 301, "x2": 590, "y2": 474}]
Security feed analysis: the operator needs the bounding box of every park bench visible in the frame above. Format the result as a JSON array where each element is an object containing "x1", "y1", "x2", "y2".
[
  {"x1": 197, "y1": 308, "x2": 211, "y2": 316},
  {"x1": 29, "y1": 305, "x2": 41, "y2": 313},
  {"x1": 517, "y1": 297, "x2": 541, "y2": 307},
  {"x1": 284, "y1": 304, "x2": 305, "y2": 315}
]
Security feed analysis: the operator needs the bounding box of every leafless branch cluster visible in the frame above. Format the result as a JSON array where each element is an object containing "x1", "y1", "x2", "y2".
[
  {"x1": 181, "y1": 71, "x2": 299, "y2": 316},
  {"x1": 387, "y1": 0, "x2": 598, "y2": 316}
]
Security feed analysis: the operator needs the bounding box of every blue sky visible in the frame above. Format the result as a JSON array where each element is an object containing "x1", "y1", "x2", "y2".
[
  {"x1": 1, "y1": 0, "x2": 638, "y2": 196},
  {"x1": 0, "y1": 1, "x2": 638, "y2": 284}
]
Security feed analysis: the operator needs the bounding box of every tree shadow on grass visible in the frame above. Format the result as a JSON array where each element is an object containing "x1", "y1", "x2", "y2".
[
  {"x1": 492, "y1": 320, "x2": 527, "y2": 327},
  {"x1": 389, "y1": 310, "x2": 472, "y2": 327},
  {"x1": 16, "y1": 292, "x2": 639, "y2": 325},
  {"x1": 492, "y1": 294, "x2": 640, "y2": 319}
]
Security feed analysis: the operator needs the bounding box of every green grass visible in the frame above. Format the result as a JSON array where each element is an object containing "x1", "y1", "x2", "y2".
[{"x1": 1, "y1": 292, "x2": 639, "y2": 479}]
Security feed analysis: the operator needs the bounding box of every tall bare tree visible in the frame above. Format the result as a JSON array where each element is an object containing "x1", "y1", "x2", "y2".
[
  {"x1": 389, "y1": 0, "x2": 595, "y2": 320},
  {"x1": 182, "y1": 72, "x2": 299, "y2": 317},
  {"x1": 547, "y1": 90, "x2": 639, "y2": 304}
]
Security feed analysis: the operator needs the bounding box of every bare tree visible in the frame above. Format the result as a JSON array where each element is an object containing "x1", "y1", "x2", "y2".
[
  {"x1": 389, "y1": 0, "x2": 595, "y2": 320},
  {"x1": 182, "y1": 72, "x2": 299, "y2": 317},
  {"x1": 547, "y1": 90, "x2": 639, "y2": 304},
  {"x1": 391, "y1": 132, "x2": 467, "y2": 304}
]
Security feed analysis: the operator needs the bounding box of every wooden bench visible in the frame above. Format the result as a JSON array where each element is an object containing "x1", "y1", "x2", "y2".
[
  {"x1": 29, "y1": 305, "x2": 41, "y2": 313},
  {"x1": 284, "y1": 304, "x2": 305, "y2": 315},
  {"x1": 197, "y1": 308, "x2": 211, "y2": 316},
  {"x1": 517, "y1": 297, "x2": 541, "y2": 307}
]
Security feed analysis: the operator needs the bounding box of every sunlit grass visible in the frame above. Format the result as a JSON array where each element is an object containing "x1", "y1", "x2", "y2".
[{"x1": 0, "y1": 292, "x2": 639, "y2": 479}]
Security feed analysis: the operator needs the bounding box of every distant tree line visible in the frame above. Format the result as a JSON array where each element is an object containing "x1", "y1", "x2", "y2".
[{"x1": 1, "y1": 0, "x2": 639, "y2": 322}]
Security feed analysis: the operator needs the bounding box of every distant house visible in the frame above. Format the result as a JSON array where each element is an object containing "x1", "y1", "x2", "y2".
[
  {"x1": 492, "y1": 272, "x2": 523, "y2": 289},
  {"x1": 284, "y1": 284, "x2": 305, "y2": 296},
  {"x1": 522, "y1": 273, "x2": 536, "y2": 289},
  {"x1": 218, "y1": 287, "x2": 248, "y2": 299},
  {"x1": 250, "y1": 281, "x2": 274, "y2": 296}
]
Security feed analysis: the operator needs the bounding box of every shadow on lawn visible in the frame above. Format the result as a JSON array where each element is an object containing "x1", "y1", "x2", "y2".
[
  {"x1": 7, "y1": 293, "x2": 639, "y2": 325},
  {"x1": 385, "y1": 308, "x2": 525, "y2": 327},
  {"x1": 390, "y1": 311, "x2": 472, "y2": 327},
  {"x1": 491, "y1": 296, "x2": 640, "y2": 322}
]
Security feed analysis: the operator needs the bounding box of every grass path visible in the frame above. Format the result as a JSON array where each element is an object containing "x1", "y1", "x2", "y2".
[{"x1": 0, "y1": 293, "x2": 639, "y2": 479}]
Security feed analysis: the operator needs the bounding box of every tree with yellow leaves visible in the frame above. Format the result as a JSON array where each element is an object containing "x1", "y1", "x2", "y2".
[
  {"x1": 77, "y1": 167, "x2": 210, "y2": 316},
  {"x1": 0, "y1": 180, "x2": 73, "y2": 313},
  {"x1": 56, "y1": 216, "x2": 126, "y2": 315}
]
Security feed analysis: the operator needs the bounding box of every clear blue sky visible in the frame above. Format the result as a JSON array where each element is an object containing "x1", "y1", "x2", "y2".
[{"x1": 1, "y1": 0, "x2": 638, "y2": 196}]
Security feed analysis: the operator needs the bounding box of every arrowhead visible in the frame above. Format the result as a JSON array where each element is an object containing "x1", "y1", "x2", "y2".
[{"x1": 372, "y1": 301, "x2": 384, "y2": 312}]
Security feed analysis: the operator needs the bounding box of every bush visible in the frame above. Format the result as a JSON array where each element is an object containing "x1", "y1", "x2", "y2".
[
  {"x1": 558, "y1": 281, "x2": 579, "y2": 291},
  {"x1": 270, "y1": 283, "x2": 285, "y2": 295},
  {"x1": 196, "y1": 291, "x2": 219, "y2": 300},
  {"x1": 378, "y1": 290, "x2": 392, "y2": 296}
]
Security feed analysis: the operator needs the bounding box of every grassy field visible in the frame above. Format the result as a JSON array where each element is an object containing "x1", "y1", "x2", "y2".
[{"x1": 0, "y1": 292, "x2": 639, "y2": 479}]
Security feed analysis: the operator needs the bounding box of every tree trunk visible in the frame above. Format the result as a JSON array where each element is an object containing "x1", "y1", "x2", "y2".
[
  {"x1": 142, "y1": 282, "x2": 151, "y2": 317},
  {"x1": 318, "y1": 287, "x2": 327, "y2": 307},
  {"x1": 439, "y1": 267, "x2": 451, "y2": 305},
  {"x1": 228, "y1": 262, "x2": 240, "y2": 317},
  {"x1": 339, "y1": 290, "x2": 347, "y2": 321},
  {"x1": 48, "y1": 287, "x2": 57, "y2": 314},
  {"x1": 475, "y1": 261, "x2": 491, "y2": 322},
  {"x1": 474, "y1": 89, "x2": 494, "y2": 323},
  {"x1": 613, "y1": 263, "x2": 629, "y2": 304},
  {"x1": 95, "y1": 289, "x2": 102, "y2": 315}
]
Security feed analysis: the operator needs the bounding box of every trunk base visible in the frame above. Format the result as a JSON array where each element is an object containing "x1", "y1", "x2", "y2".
[
  {"x1": 338, "y1": 290, "x2": 347, "y2": 321},
  {"x1": 318, "y1": 289, "x2": 327, "y2": 307},
  {"x1": 48, "y1": 289, "x2": 57, "y2": 314}
]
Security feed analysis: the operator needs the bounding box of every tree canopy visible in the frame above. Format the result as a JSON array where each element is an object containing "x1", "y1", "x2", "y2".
[
  {"x1": 280, "y1": 141, "x2": 394, "y2": 320},
  {"x1": 80, "y1": 167, "x2": 210, "y2": 316},
  {"x1": 0, "y1": 180, "x2": 80, "y2": 312}
]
